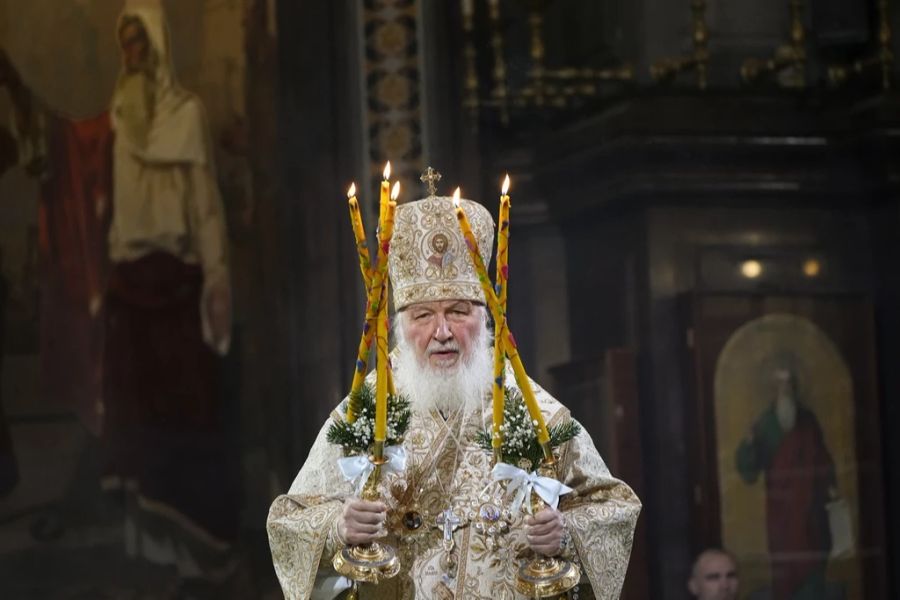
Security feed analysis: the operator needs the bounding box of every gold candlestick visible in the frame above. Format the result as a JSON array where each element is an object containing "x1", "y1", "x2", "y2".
[
  {"x1": 650, "y1": 0, "x2": 709, "y2": 90},
  {"x1": 828, "y1": 0, "x2": 893, "y2": 90},
  {"x1": 515, "y1": 450, "x2": 580, "y2": 598},
  {"x1": 332, "y1": 441, "x2": 401, "y2": 596},
  {"x1": 740, "y1": 0, "x2": 806, "y2": 88},
  {"x1": 462, "y1": 0, "x2": 632, "y2": 119}
]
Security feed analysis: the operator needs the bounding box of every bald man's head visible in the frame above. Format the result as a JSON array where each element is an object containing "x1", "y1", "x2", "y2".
[{"x1": 688, "y1": 549, "x2": 738, "y2": 600}]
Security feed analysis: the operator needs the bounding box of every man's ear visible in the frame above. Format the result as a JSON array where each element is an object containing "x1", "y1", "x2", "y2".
[{"x1": 687, "y1": 577, "x2": 698, "y2": 597}]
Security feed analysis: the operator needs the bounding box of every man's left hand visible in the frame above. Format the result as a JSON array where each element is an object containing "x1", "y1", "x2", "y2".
[{"x1": 525, "y1": 507, "x2": 566, "y2": 556}]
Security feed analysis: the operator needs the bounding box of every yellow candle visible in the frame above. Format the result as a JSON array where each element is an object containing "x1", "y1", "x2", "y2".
[
  {"x1": 381, "y1": 278, "x2": 397, "y2": 396},
  {"x1": 346, "y1": 181, "x2": 373, "y2": 421},
  {"x1": 491, "y1": 175, "x2": 511, "y2": 451},
  {"x1": 453, "y1": 188, "x2": 549, "y2": 445},
  {"x1": 496, "y1": 175, "x2": 511, "y2": 307},
  {"x1": 374, "y1": 285, "x2": 389, "y2": 441},
  {"x1": 452, "y1": 189, "x2": 504, "y2": 317},
  {"x1": 379, "y1": 161, "x2": 391, "y2": 225},
  {"x1": 385, "y1": 280, "x2": 397, "y2": 397},
  {"x1": 374, "y1": 181, "x2": 399, "y2": 442},
  {"x1": 346, "y1": 290, "x2": 390, "y2": 423},
  {"x1": 347, "y1": 293, "x2": 375, "y2": 423},
  {"x1": 349, "y1": 208, "x2": 396, "y2": 398},
  {"x1": 347, "y1": 179, "x2": 397, "y2": 423},
  {"x1": 347, "y1": 182, "x2": 372, "y2": 289},
  {"x1": 492, "y1": 329, "x2": 505, "y2": 450},
  {"x1": 385, "y1": 184, "x2": 399, "y2": 401},
  {"x1": 500, "y1": 322, "x2": 549, "y2": 445}
]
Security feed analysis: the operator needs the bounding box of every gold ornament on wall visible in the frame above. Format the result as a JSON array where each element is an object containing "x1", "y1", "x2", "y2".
[{"x1": 650, "y1": 0, "x2": 710, "y2": 90}]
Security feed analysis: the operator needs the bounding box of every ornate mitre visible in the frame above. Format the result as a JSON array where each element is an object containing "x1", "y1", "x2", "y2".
[{"x1": 388, "y1": 195, "x2": 494, "y2": 310}]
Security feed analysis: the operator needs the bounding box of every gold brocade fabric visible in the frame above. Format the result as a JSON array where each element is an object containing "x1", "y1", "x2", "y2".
[
  {"x1": 388, "y1": 196, "x2": 494, "y2": 310},
  {"x1": 267, "y1": 366, "x2": 641, "y2": 599}
]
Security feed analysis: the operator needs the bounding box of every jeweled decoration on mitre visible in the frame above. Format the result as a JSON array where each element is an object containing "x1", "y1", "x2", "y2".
[{"x1": 388, "y1": 193, "x2": 495, "y2": 310}]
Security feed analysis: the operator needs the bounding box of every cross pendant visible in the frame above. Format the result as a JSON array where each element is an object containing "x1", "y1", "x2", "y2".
[{"x1": 435, "y1": 507, "x2": 462, "y2": 551}]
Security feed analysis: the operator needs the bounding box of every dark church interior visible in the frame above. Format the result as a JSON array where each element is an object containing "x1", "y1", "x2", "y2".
[{"x1": 0, "y1": 0, "x2": 898, "y2": 598}]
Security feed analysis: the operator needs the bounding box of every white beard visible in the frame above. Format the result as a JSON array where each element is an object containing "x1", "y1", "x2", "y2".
[
  {"x1": 393, "y1": 318, "x2": 493, "y2": 418},
  {"x1": 776, "y1": 393, "x2": 797, "y2": 432}
]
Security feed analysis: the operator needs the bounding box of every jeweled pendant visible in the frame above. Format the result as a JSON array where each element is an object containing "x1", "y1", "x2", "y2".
[{"x1": 403, "y1": 510, "x2": 423, "y2": 530}]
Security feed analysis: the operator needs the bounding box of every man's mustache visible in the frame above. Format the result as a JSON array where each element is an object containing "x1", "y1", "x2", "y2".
[{"x1": 426, "y1": 341, "x2": 459, "y2": 355}]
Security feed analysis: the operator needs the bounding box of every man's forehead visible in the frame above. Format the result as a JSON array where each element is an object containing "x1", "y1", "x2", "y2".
[
  {"x1": 120, "y1": 17, "x2": 148, "y2": 41},
  {"x1": 407, "y1": 299, "x2": 476, "y2": 311},
  {"x1": 696, "y1": 551, "x2": 736, "y2": 573}
]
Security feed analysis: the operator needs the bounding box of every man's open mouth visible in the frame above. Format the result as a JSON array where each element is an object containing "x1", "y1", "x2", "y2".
[{"x1": 429, "y1": 349, "x2": 459, "y2": 358}]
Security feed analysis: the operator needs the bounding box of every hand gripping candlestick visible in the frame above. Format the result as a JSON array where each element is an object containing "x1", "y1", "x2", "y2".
[
  {"x1": 514, "y1": 449, "x2": 581, "y2": 599},
  {"x1": 331, "y1": 440, "x2": 401, "y2": 599}
]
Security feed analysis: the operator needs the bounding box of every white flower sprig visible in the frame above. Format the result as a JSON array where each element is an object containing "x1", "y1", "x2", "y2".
[
  {"x1": 326, "y1": 383, "x2": 411, "y2": 454},
  {"x1": 475, "y1": 387, "x2": 580, "y2": 470}
]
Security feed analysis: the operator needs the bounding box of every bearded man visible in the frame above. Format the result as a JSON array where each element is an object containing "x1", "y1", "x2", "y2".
[
  {"x1": 736, "y1": 366, "x2": 836, "y2": 600},
  {"x1": 0, "y1": 0, "x2": 237, "y2": 582},
  {"x1": 267, "y1": 195, "x2": 641, "y2": 599}
]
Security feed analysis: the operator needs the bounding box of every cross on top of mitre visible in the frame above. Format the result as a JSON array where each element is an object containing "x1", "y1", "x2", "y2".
[{"x1": 420, "y1": 166, "x2": 442, "y2": 198}]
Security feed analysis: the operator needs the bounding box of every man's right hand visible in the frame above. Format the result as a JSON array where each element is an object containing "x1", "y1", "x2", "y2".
[{"x1": 337, "y1": 498, "x2": 387, "y2": 546}]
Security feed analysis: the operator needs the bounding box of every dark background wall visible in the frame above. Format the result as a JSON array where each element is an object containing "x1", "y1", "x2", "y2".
[
  {"x1": 0, "y1": 0, "x2": 897, "y2": 597},
  {"x1": 272, "y1": 1, "x2": 900, "y2": 597}
]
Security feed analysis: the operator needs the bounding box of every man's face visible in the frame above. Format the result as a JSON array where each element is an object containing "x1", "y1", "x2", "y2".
[
  {"x1": 400, "y1": 299, "x2": 484, "y2": 371},
  {"x1": 119, "y1": 20, "x2": 150, "y2": 73},
  {"x1": 432, "y1": 234, "x2": 448, "y2": 254},
  {"x1": 688, "y1": 552, "x2": 738, "y2": 600}
]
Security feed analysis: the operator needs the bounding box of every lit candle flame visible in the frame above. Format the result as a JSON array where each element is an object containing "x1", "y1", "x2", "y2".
[
  {"x1": 383, "y1": 161, "x2": 391, "y2": 181},
  {"x1": 502, "y1": 174, "x2": 510, "y2": 196},
  {"x1": 347, "y1": 182, "x2": 356, "y2": 198},
  {"x1": 390, "y1": 181, "x2": 401, "y2": 201},
  {"x1": 452, "y1": 187, "x2": 461, "y2": 207}
]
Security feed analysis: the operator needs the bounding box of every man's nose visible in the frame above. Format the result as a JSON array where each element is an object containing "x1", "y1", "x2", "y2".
[{"x1": 433, "y1": 316, "x2": 452, "y2": 342}]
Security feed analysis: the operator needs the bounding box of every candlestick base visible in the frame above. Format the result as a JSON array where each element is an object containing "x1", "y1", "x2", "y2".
[
  {"x1": 515, "y1": 453, "x2": 579, "y2": 598},
  {"x1": 333, "y1": 447, "x2": 401, "y2": 588},
  {"x1": 516, "y1": 555, "x2": 581, "y2": 599},
  {"x1": 333, "y1": 541, "x2": 401, "y2": 585}
]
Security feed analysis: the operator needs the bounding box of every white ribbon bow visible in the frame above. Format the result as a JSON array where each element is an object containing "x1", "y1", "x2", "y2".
[
  {"x1": 337, "y1": 446, "x2": 407, "y2": 496},
  {"x1": 491, "y1": 462, "x2": 573, "y2": 515}
]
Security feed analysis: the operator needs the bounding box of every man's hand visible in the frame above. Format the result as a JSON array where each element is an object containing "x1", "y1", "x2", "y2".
[
  {"x1": 525, "y1": 507, "x2": 566, "y2": 556},
  {"x1": 337, "y1": 498, "x2": 387, "y2": 546}
]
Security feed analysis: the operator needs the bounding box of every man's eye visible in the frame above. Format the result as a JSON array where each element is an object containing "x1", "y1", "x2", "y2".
[{"x1": 414, "y1": 313, "x2": 430, "y2": 321}]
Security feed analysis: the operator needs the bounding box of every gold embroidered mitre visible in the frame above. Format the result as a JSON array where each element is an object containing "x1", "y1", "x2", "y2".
[{"x1": 388, "y1": 196, "x2": 494, "y2": 310}]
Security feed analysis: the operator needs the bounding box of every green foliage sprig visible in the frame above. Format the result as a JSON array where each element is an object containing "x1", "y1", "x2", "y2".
[
  {"x1": 474, "y1": 387, "x2": 581, "y2": 471},
  {"x1": 327, "y1": 382, "x2": 411, "y2": 454}
]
